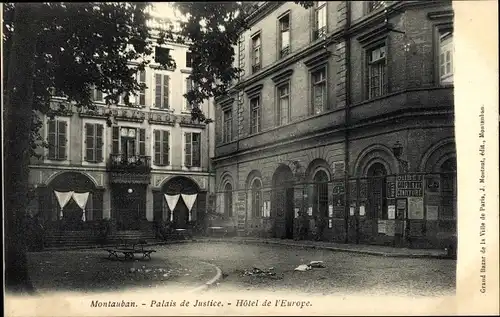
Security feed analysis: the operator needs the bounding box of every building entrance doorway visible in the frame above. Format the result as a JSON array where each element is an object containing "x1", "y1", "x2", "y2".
[{"x1": 272, "y1": 164, "x2": 295, "y2": 239}]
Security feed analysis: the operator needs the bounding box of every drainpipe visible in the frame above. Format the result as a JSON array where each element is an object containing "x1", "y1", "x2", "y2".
[{"x1": 344, "y1": 1, "x2": 352, "y2": 244}]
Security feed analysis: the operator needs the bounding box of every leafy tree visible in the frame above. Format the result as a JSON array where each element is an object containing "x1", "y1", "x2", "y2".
[{"x1": 3, "y1": 1, "x2": 312, "y2": 293}]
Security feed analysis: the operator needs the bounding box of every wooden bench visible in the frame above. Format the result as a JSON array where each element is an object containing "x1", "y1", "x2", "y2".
[{"x1": 105, "y1": 239, "x2": 156, "y2": 260}]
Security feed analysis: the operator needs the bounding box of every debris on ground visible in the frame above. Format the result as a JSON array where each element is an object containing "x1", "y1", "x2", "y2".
[
  {"x1": 240, "y1": 267, "x2": 281, "y2": 279},
  {"x1": 294, "y1": 264, "x2": 312, "y2": 272},
  {"x1": 309, "y1": 260, "x2": 326, "y2": 268}
]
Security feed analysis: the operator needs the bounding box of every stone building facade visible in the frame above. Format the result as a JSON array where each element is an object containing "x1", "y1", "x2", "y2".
[
  {"x1": 27, "y1": 21, "x2": 216, "y2": 233},
  {"x1": 212, "y1": 1, "x2": 455, "y2": 249}
]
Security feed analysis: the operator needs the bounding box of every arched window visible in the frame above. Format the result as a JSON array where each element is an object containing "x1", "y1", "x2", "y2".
[
  {"x1": 313, "y1": 170, "x2": 329, "y2": 218},
  {"x1": 224, "y1": 183, "x2": 233, "y2": 217},
  {"x1": 251, "y1": 179, "x2": 262, "y2": 217}
]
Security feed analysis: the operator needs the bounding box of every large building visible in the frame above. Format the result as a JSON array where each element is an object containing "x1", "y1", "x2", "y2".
[
  {"x1": 212, "y1": 1, "x2": 456, "y2": 249},
  {"x1": 27, "y1": 14, "x2": 215, "y2": 235}
]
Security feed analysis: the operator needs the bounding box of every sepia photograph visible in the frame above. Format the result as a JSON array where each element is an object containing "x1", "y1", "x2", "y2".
[{"x1": 3, "y1": 1, "x2": 498, "y2": 316}]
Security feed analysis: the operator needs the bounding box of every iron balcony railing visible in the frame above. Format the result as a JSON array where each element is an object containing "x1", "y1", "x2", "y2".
[{"x1": 108, "y1": 154, "x2": 151, "y2": 172}]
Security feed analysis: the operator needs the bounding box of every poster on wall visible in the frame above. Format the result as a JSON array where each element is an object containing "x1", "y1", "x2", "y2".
[
  {"x1": 388, "y1": 205, "x2": 396, "y2": 220},
  {"x1": 408, "y1": 197, "x2": 424, "y2": 219},
  {"x1": 426, "y1": 205, "x2": 439, "y2": 220},
  {"x1": 385, "y1": 220, "x2": 395, "y2": 236},
  {"x1": 359, "y1": 205, "x2": 366, "y2": 216},
  {"x1": 328, "y1": 219, "x2": 333, "y2": 228},
  {"x1": 328, "y1": 205, "x2": 333, "y2": 218},
  {"x1": 349, "y1": 207, "x2": 355, "y2": 216},
  {"x1": 294, "y1": 208, "x2": 299, "y2": 218},
  {"x1": 307, "y1": 207, "x2": 313, "y2": 216},
  {"x1": 378, "y1": 220, "x2": 387, "y2": 234}
]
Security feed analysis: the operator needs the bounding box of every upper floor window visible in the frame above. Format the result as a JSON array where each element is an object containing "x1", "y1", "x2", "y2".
[
  {"x1": 251, "y1": 178, "x2": 263, "y2": 218},
  {"x1": 251, "y1": 33, "x2": 262, "y2": 73},
  {"x1": 153, "y1": 129, "x2": 170, "y2": 166},
  {"x1": 367, "y1": 44, "x2": 387, "y2": 99},
  {"x1": 111, "y1": 127, "x2": 146, "y2": 157},
  {"x1": 250, "y1": 96, "x2": 261, "y2": 134},
  {"x1": 47, "y1": 119, "x2": 68, "y2": 160},
  {"x1": 277, "y1": 82, "x2": 290, "y2": 126},
  {"x1": 367, "y1": 1, "x2": 386, "y2": 13},
  {"x1": 186, "y1": 51, "x2": 193, "y2": 68},
  {"x1": 184, "y1": 132, "x2": 201, "y2": 167},
  {"x1": 84, "y1": 123, "x2": 104, "y2": 163},
  {"x1": 137, "y1": 70, "x2": 146, "y2": 106},
  {"x1": 313, "y1": 1, "x2": 327, "y2": 40},
  {"x1": 439, "y1": 29, "x2": 453, "y2": 85},
  {"x1": 278, "y1": 14, "x2": 290, "y2": 58},
  {"x1": 154, "y1": 73, "x2": 170, "y2": 109},
  {"x1": 155, "y1": 47, "x2": 171, "y2": 64},
  {"x1": 311, "y1": 67, "x2": 327, "y2": 114},
  {"x1": 92, "y1": 88, "x2": 104, "y2": 103},
  {"x1": 223, "y1": 108, "x2": 233, "y2": 143}
]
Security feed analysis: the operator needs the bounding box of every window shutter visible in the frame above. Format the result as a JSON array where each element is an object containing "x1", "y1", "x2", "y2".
[
  {"x1": 155, "y1": 74, "x2": 162, "y2": 108},
  {"x1": 85, "y1": 123, "x2": 94, "y2": 162},
  {"x1": 154, "y1": 130, "x2": 161, "y2": 165},
  {"x1": 58, "y1": 121, "x2": 67, "y2": 160},
  {"x1": 162, "y1": 131, "x2": 169, "y2": 166},
  {"x1": 112, "y1": 126, "x2": 119, "y2": 154},
  {"x1": 139, "y1": 128, "x2": 146, "y2": 156},
  {"x1": 165, "y1": 75, "x2": 170, "y2": 108},
  {"x1": 47, "y1": 120, "x2": 56, "y2": 159},
  {"x1": 185, "y1": 78, "x2": 192, "y2": 110},
  {"x1": 139, "y1": 70, "x2": 146, "y2": 106},
  {"x1": 184, "y1": 132, "x2": 191, "y2": 167},
  {"x1": 96, "y1": 124, "x2": 103, "y2": 162}
]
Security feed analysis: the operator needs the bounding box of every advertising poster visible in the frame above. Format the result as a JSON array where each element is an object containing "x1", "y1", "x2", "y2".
[
  {"x1": 388, "y1": 205, "x2": 396, "y2": 219},
  {"x1": 408, "y1": 197, "x2": 424, "y2": 219},
  {"x1": 426, "y1": 205, "x2": 439, "y2": 220},
  {"x1": 359, "y1": 205, "x2": 366, "y2": 216},
  {"x1": 349, "y1": 206, "x2": 355, "y2": 216}
]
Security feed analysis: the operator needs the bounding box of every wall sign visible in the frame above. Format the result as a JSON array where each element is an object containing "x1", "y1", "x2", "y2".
[
  {"x1": 349, "y1": 207, "x2": 355, "y2": 216},
  {"x1": 388, "y1": 205, "x2": 396, "y2": 220},
  {"x1": 387, "y1": 182, "x2": 396, "y2": 198},
  {"x1": 359, "y1": 205, "x2": 366, "y2": 216},
  {"x1": 396, "y1": 174, "x2": 423, "y2": 197},
  {"x1": 408, "y1": 197, "x2": 424, "y2": 219},
  {"x1": 426, "y1": 205, "x2": 439, "y2": 221}
]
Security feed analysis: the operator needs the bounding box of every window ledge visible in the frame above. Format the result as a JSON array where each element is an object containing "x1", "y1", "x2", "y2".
[{"x1": 150, "y1": 107, "x2": 173, "y2": 113}]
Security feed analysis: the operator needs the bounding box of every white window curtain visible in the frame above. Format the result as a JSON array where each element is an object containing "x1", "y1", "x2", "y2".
[
  {"x1": 164, "y1": 194, "x2": 180, "y2": 222},
  {"x1": 72, "y1": 192, "x2": 90, "y2": 222},
  {"x1": 54, "y1": 191, "x2": 74, "y2": 219},
  {"x1": 181, "y1": 194, "x2": 197, "y2": 221}
]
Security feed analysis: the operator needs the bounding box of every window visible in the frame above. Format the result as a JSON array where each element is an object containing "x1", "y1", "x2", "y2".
[
  {"x1": 251, "y1": 179, "x2": 263, "y2": 218},
  {"x1": 184, "y1": 132, "x2": 201, "y2": 167},
  {"x1": 311, "y1": 67, "x2": 327, "y2": 114},
  {"x1": 92, "y1": 88, "x2": 104, "y2": 102},
  {"x1": 153, "y1": 130, "x2": 170, "y2": 166},
  {"x1": 250, "y1": 96, "x2": 261, "y2": 134},
  {"x1": 313, "y1": 1, "x2": 327, "y2": 40},
  {"x1": 184, "y1": 77, "x2": 195, "y2": 111},
  {"x1": 224, "y1": 183, "x2": 233, "y2": 217},
  {"x1": 137, "y1": 70, "x2": 146, "y2": 106},
  {"x1": 367, "y1": 1, "x2": 385, "y2": 13},
  {"x1": 313, "y1": 170, "x2": 329, "y2": 218},
  {"x1": 154, "y1": 73, "x2": 170, "y2": 109},
  {"x1": 277, "y1": 82, "x2": 290, "y2": 125},
  {"x1": 251, "y1": 33, "x2": 262, "y2": 73},
  {"x1": 223, "y1": 109, "x2": 233, "y2": 143},
  {"x1": 84, "y1": 123, "x2": 104, "y2": 163},
  {"x1": 439, "y1": 29, "x2": 453, "y2": 85},
  {"x1": 47, "y1": 119, "x2": 68, "y2": 160},
  {"x1": 279, "y1": 14, "x2": 290, "y2": 58},
  {"x1": 155, "y1": 47, "x2": 171, "y2": 64},
  {"x1": 186, "y1": 51, "x2": 193, "y2": 68},
  {"x1": 111, "y1": 127, "x2": 146, "y2": 157},
  {"x1": 367, "y1": 44, "x2": 387, "y2": 99}
]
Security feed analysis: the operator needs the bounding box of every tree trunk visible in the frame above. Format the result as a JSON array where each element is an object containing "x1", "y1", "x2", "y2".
[{"x1": 4, "y1": 4, "x2": 39, "y2": 294}]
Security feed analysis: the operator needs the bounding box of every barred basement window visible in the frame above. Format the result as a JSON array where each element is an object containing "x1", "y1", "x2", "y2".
[{"x1": 367, "y1": 44, "x2": 387, "y2": 99}]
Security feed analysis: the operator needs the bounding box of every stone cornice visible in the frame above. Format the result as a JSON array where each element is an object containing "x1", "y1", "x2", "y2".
[
  {"x1": 304, "y1": 51, "x2": 332, "y2": 68},
  {"x1": 271, "y1": 69, "x2": 294, "y2": 83},
  {"x1": 244, "y1": 84, "x2": 264, "y2": 96},
  {"x1": 246, "y1": 2, "x2": 285, "y2": 28}
]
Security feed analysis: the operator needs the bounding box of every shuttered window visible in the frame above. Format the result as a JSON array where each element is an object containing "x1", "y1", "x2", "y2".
[
  {"x1": 138, "y1": 70, "x2": 146, "y2": 106},
  {"x1": 184, "y1": 132, "x2": 201, "y2": 167},
  {"x1": 47, "y1": 119, "x2": 68, "y2": 160},
  {"x1": 84, "y1": 123, "x2": 104, "y2": 162},
  {"x1": 155, "y1": 73, "x2": 170, "y2": 109},
  {"x1": 154, "y1": 130, "x2": 170, "y2": 166}
]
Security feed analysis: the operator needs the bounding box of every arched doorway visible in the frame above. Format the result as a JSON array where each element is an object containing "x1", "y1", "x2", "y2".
[
  {"x1": 162, "y1": 176, "x2": 201, "y2": 229},
  {"x1": 45, "y1": 172, "x2": 98, "y2": 230},
  {"x1": 313, "y1": 170, "x2": 329, "y2": 240},
  {"x1": 272, "y1": 164, "x2": 295, "y2": 239},
  {"x1": 224, "y1": 183, "x2": 233, "y2": 217},
  {"x1": 440, "y1": 158, "x2": 457, "y2": 224},
  {"x1": 367, "y1": 163, "x2": 387, "y2": 241}
]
